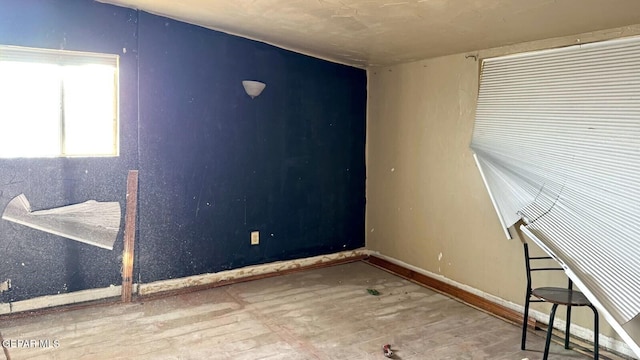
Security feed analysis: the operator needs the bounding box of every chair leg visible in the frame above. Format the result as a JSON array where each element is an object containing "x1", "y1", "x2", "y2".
[
  {"x1": 565, "y1": 305, "x2": 572, "y2": 349},
  {"x1": 543, "y1": 304, "x2": 559, "y2": 360},
  {"x1": 590, "y1": 305, "x2": 599, "y2": 360},
  {"x1": 521, "y1": 292, "x2": 532, "y2": 350}
]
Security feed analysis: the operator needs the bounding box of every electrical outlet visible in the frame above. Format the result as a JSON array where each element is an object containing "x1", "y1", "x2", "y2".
[{"x1": 251, "y1": 231, "x2": 259, "y2": 245}]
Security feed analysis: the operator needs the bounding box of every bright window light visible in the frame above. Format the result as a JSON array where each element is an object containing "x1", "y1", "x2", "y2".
[{"x1": 0, "y1": 45, "x2": 119, "y2": 158}]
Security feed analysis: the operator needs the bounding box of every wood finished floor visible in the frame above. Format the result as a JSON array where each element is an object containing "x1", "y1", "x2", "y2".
[{"x1": 0, "y1": 261, "x2": 591, "y2": 360}]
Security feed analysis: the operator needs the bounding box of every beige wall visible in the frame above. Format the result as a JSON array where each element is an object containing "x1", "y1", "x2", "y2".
[{"x1": 366, "y1": 24, "x2": 640, "y2": 347}]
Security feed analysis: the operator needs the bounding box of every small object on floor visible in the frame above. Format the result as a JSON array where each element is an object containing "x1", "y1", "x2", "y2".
[
  {"x1": 383, "y1": 344, "x2": 393, "y2": 358},
  {"x1": 367, "y1": 288, "x2": 380, "y2": 296}
]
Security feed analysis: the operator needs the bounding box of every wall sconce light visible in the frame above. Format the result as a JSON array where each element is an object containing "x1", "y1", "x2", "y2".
[{"x1": 242, "y1": 80, "x2": 266, "y2": 99}]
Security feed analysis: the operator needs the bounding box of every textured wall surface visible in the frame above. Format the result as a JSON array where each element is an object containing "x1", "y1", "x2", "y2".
[
  {"x1": 0, "y1": 0, "x2": 366, "y2": 301},
  {"x1": 366, "y1": 24, "x2": 640, "y2": 344},
  {"x1": 136, "y1": 12, "x2": 366, "y2": 282}
]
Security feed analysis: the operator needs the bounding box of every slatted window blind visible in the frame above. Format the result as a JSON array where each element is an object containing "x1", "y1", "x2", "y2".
[{"x1": 470, "y1": 36, "x2": 640, "y2": 357}]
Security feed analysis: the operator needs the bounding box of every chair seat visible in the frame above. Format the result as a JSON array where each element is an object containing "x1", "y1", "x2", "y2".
[
  {"x1": 532, "y1": 287, "x2": 591, "y2": 306},
  {"x1": 521, "y1": 243, "x2": 599, "y2": 360}
]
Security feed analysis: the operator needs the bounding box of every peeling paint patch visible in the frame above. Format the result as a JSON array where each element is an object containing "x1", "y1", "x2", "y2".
[
  {"x1": 0, "y1": 279, "x2": 10, "y2": 293},
  {"x1": 438, "y1": 252, "x2": 443, "y2": 261}
]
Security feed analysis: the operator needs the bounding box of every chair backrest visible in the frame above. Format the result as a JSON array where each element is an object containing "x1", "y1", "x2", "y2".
[{"x1": 523, "y1": 242, "x2": 572, "y2": 291}]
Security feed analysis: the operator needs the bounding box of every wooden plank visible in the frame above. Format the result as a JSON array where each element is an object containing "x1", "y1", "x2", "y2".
[
  {"x1": 365, "y1": 255, "x2": 536, "y2": 328},
  {"x1": 121, "y1": 170, "x2": 139, "y2": 303}
]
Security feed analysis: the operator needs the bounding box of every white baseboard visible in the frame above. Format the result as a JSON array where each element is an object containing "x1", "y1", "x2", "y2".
[
  {"x1": 0, "y1": 249, "x2": 368, "y2": 315},
  {"x1": 0, "y1": 285, "x2": 122, "y2": 315},
  {"x1": 370, "y1": 251, "x2": 635, "y2": 359},
  {"x1": 139, "y1": 249, "x2": 369, "y2": 295}
]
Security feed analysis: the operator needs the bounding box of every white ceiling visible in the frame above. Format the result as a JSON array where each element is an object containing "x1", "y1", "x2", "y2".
[{"x1": 98, "y1": 0, "x2": 640, "y2": 67}]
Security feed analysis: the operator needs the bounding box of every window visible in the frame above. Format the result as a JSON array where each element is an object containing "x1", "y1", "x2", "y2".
[
  {"x1": 470, "y1": 36, "x2": 640, "y2": 355},
  {"x1": 0, "y1": 45, "x2": 119, "y2": 158}
]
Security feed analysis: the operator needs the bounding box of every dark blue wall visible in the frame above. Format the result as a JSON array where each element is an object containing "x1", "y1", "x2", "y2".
[
  {"x1": 0, "y1": 0, "x2": 366, "y2": 302},
  {"x1": 0, "y1": 0, "x2": 139, "y2": 301}
]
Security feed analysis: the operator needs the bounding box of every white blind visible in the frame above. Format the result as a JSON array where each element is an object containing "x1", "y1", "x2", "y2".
[{"x1": 470, "y1": 36, "x2": 640, "y2": 357}]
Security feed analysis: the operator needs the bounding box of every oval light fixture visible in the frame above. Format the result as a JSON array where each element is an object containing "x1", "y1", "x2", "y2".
[{"x1": 242, "y1": 80, "x2": 266, "y2": 99}]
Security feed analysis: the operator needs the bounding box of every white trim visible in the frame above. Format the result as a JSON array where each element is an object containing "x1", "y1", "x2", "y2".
[
  {"x1": 139, "y1": 249, "x2": 369, "y2": 295},
  {"x1": 369, "y1": 251, "x2": 637, "y2": 359},
  {"x1": 1, "y1": 285, "x2": 122, "y2": 315},
  {"x1": 0, "y1": 249, "x2": 369, "y2": 314}
]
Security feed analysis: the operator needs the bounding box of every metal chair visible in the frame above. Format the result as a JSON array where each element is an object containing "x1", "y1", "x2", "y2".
[{"x1": 521, "y1": 242, "x2": 599, "y2": 359}]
